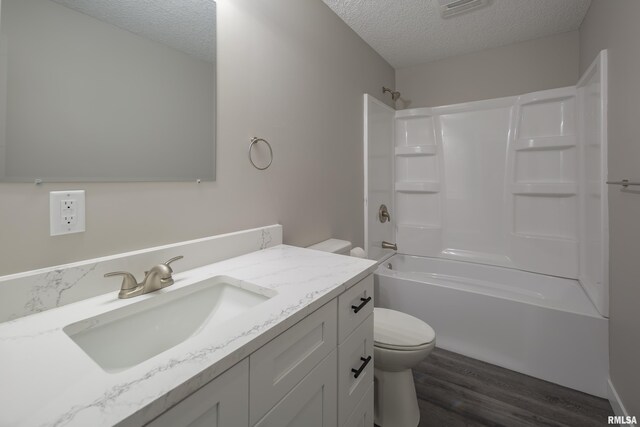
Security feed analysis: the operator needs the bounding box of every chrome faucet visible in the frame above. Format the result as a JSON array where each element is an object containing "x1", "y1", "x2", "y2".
[
  {"x1": 381, "y1": 241, "x2": 398, "y2": 251},
  {"x1": 104, "y1": 256, "x2": 184, "y2": 299}
]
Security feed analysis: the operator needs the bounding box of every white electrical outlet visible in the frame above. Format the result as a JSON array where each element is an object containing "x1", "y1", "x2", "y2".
[{"x1": 50, "y1": 190, "x2": 85, "y2": 236}]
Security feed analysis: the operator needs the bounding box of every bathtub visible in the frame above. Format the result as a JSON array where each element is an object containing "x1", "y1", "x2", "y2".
[{"x1": 374, "y1": 254, "x2": 608, "y2": 397}]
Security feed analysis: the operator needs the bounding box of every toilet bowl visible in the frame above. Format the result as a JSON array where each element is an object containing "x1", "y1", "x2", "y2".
[
  {"x1": 307, "y1": 239, "x2": 436, "y2": 426},
  {"x1": 374, "y1": 308, "x2": 436, "y2": 427}
]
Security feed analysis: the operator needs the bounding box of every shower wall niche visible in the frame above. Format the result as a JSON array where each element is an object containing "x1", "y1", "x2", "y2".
[{"x1": 366, "y1": 51, "x2": 609, "y2": 317}]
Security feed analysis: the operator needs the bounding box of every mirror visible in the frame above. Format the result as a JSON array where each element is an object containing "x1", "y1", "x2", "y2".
[{"x1": 0, "y1": 0, "x2": 216, "y2": 182}]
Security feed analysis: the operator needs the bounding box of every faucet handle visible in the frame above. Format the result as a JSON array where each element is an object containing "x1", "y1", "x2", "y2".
[
  {"x1": 164, "y1": 256, "x2": 184, "y2": 269},
  {"x1": 162, "y1": 256, "x2": 184, "y2": 275},
  {"x1": 143, "y1": 256, "x2": 183, "y2": 278},
  {"x1": 104, "y1": 271, "x2": 139, "y2": 290}
]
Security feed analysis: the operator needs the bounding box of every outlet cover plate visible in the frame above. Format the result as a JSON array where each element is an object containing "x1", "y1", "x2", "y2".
[{"x1": 50, "y1": 190, "x2": 86, "y2": 236}]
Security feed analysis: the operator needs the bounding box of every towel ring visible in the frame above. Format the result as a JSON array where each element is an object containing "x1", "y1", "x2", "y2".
[{"x1": 249, "y1": 137, "x2": 273, "y2": 170}]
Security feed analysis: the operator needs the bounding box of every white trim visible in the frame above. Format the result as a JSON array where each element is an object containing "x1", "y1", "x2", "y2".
[{"x1": 608, "y1": 377, "x2": 630, "y2": 417}]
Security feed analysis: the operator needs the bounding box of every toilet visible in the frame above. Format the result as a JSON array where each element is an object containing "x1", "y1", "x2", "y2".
[
  {"x1": 308, "y1": 239, "x2": 437, "y2": 427},
  {"x1": 373, "y1": 307, "x2": 435, "y2": 427}
]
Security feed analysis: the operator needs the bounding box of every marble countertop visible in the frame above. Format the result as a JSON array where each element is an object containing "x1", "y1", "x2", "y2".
[{"x1": 0, "y1": 245, "x2": 376, "y2": 427}]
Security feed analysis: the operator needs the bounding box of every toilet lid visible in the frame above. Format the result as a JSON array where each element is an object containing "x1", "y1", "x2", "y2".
[{"x1": 374, "y1": 308, "x2": 435, "y2": 349}]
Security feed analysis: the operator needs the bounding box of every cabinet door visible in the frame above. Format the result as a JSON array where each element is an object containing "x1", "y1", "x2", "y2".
[
  {"x1": 254, "y1": 350, "x2": 337, "y2": 427},
  {"x1": 147, "y1": 359, "x2": 248, "y2": 427},
  {"x1": 250, "y1": 300, "x2": 337, "y2": 424}
]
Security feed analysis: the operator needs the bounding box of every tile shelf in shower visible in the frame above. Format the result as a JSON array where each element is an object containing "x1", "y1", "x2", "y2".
[
  {"x1": 511, "y1": 183, "x2": 577, "y2": 196},
  {"x1": 513, "y1": 135, "x2": 576, "y2": 151},
  {"x1": 395, "y1": 145, "x2": 437, "y2": 156},
  {"x1": 395, "y1": 181, "x2": 440, "y2": 193}
]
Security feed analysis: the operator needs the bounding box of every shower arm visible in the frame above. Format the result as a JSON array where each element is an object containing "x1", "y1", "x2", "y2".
[{"x1": 382, "y1": 86, "x2": 401, "y2": 101}]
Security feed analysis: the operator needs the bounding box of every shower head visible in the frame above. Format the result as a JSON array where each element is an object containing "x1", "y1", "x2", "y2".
[{"x1": 382, "y1": 86, "x2": 401, "y2": 102}]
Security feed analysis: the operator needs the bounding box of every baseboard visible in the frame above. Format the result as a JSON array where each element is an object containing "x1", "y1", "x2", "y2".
[{"x1": 608, "y1": 377, "x2": 629, "y2": 417}]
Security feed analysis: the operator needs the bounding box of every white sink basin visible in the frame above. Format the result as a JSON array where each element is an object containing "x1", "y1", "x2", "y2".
[{"x1": 63, "y1": 276, "x2": 275, "y2": 373}]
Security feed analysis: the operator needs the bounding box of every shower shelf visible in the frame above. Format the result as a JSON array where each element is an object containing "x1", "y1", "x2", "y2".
[
  {"x1": 397, "y1": 223, "x2": 441, "y2": 229},
  {"x1": 395, "y1": 145, "x2": 437, "y2": 156},
  {"x1": 514, "y1": 136, "x2": 576, "y2": 151},
  {"x1": 511, "y1": 183, "x2": 577, "y2": 196},
  {"x1": 395, "y1": 182, "x2": 440, "y2": 193},
  {"x1": 511, "y1": 232, "x2": 577, "y2": 241}
]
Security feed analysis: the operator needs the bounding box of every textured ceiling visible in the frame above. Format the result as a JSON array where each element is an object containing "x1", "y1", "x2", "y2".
[
  {"x1": 50, "y1": 0, "x2": 216, "y2": 63},
  {"x1": 322, "y1": 0, "x2": 591, "y2": 68}
]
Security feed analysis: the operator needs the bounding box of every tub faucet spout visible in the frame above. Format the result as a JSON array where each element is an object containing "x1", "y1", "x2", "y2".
[{"x1": 382, "y1": 241, "x2": 397, "y2": 251}]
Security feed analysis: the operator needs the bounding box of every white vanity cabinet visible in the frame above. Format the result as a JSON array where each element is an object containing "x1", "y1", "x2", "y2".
[{"x1": 147, "y1": 275, "x2": 374, "y2": 427}]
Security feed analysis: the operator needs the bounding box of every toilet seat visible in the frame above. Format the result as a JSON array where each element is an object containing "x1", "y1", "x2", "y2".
[
  {"x1": 375, "y1": 340, "x2": 435, "y2": 352},
  {"x1": 374, "y1": 308, "x2": 435, "y2": 350}
]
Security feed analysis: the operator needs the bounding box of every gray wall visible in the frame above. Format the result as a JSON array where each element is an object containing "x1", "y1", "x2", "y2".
[
  {"x1": 580, "y1": 0, "x2": 640, "y2": 415},
  {"x1": 396, "y1": 31, "x2": 580, "y2": 108},
  {"x1": 0, "y1": 33, "x2": 6, "y2": 179},
  {"x1": 0, "y1": 0, "x2": 5, "y2": 179},
  {"x1": 0, "y1": 0, "x2": 395, "y2": 275}
]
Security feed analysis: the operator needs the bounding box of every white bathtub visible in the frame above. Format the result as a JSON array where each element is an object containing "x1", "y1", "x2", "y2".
[{"x1": 374, "y1": 254, "x2": 608, "y2": 397}]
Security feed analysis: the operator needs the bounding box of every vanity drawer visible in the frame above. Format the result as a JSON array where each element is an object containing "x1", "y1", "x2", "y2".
[
  {"x1": 338, "y1": 275, "x2": 374, "y2": 344},
  {"x1": 338, "y1": 313, "x2": 374, "y2": 426},
  {"x1": 343, "y1": 384, "x2": 374, "y2": 427},
  {"x1": 250, "y1": 299, "x2": 337, "y2": 425}
]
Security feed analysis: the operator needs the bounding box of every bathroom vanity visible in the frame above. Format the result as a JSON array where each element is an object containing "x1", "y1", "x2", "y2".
[
  {"x1": 150, "y1": 275, "x2": 374, "y2": 427},
  {"x1": 0, "y1": 225, "x2": 376, "y2": 426}
]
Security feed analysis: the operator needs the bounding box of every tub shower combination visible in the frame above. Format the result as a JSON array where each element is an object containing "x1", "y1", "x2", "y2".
[{"x1": 364, "y1": 51, "x2": 609, "y2": 397}]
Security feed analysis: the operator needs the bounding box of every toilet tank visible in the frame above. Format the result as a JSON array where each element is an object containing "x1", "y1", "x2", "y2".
[{"x1": 307, "y1": 239, "x2": 352, "y2": 255}]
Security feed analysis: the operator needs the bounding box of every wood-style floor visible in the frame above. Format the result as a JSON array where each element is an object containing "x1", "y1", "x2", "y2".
[{"x1": 413, "y1": 348, "x2": 615, "y2": 427}]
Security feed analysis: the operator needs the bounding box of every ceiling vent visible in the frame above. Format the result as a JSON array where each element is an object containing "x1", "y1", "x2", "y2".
[{"x1": 438, "y1": 0, "x2": 489, "y2": 18}]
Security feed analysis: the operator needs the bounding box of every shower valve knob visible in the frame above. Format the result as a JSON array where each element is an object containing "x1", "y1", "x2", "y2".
[{"x1": 379, "y1": 204, "x2": 391, "y2": 223}]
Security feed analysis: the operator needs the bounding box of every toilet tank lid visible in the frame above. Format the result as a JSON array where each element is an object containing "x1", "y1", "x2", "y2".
[{"x1": 307, "y1": 238, "x2": 352, "y2": 254}]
